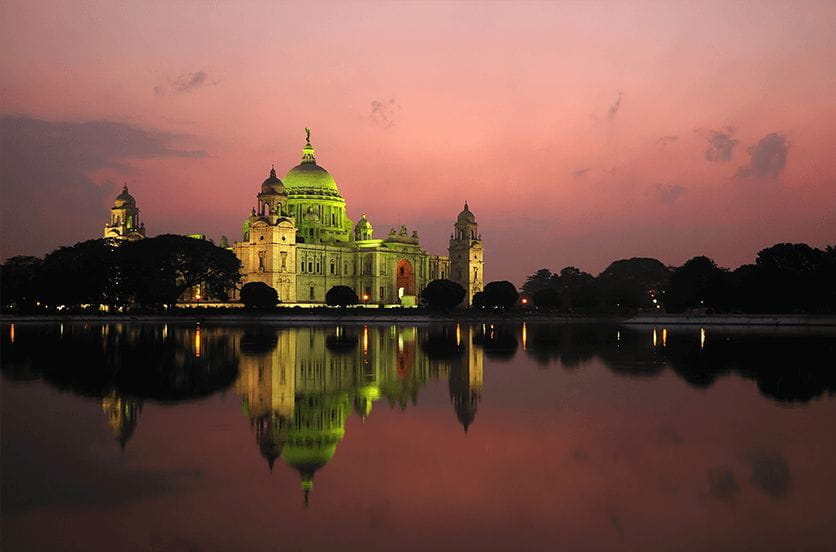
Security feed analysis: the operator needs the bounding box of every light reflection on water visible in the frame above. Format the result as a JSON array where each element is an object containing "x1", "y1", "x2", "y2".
[{"x1": 2, "y1": 322, "x2": 836, "y2": 551}]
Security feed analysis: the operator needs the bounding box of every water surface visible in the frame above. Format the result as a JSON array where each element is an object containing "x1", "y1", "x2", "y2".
[{"x1": 2, "y1": 322, "x2": 836, "y2": 551}]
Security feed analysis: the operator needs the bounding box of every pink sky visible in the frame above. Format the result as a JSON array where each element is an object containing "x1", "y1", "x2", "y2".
[{"x1": 2, "y1": 0, "x2": 835, "y2": 284}]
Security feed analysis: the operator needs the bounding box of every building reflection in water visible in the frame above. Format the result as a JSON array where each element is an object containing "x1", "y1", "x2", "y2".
[
  {"x1": 234, "y1": 324, "x2": 484, "y2": 504},
  {"x1": 101, "y1": 391, "x2": 143, "y2": 451}
]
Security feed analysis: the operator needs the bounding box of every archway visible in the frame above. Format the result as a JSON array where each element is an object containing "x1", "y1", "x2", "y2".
[{"x1": 395, "y1": 259, "x2": 415, "y2": 298}]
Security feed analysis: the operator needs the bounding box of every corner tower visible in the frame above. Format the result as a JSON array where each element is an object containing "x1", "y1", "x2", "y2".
[
  {"x1": 104, "y1": 185, "x2": 145, "y2": 240},
  {"x1": 448, "y1": 202, "x2": 483, "y2": 305}
]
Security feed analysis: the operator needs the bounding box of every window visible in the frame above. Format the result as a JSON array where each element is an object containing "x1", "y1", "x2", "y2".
[
  {"x1": 316, "y1": 262, "x2": 321, "y2": 273},
  {"x1": 380, "y1": 287, "x2": 385, "y2": 300},
  {"x1": 281, "y1": 251, "x2": 287, "y2": 270},
  {"x1": 331, "y1": 213, "x2": 336, "y2": 226},
  {"x1": 301, "y1": 260, "x2": 305, "y2": 273},
  {"x1": 309, "y1": 286, "x2": 315, "y2": 300},
  {"x1": 344, "y1": 262, "x2": 349, "y2": 275},
  {"x1": 330, "y1": 261, "x2": 335, "y2": 274},
  {"x1": 308, "y1": 262, "x2": 313, "y2": 272}
]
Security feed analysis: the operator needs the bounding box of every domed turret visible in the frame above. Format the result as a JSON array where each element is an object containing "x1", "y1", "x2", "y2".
[
  {"x1": 261, "y1": 166, "x2": 286, "y2": 196},
  {"x1": 113, "y1": 185, "x2": 136, "y2": 208},
  {"x1": 457, "y1": 201, "x2": 476, "y2": 225},
  {"x1": 354, "y1": 213, "x2": 374, "y2": 240},
  {"x1": 105, "y1": 185, "x2": 145, "y2": 240}
]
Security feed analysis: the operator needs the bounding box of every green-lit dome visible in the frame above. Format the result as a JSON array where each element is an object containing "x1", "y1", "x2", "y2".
[{"x1": 283, "y1": 133, "x2": 341, "y2": 197}]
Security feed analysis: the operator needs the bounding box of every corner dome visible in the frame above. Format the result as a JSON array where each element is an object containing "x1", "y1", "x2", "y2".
[
  {"x1": 354, "y1": 214, "x2": 373, "y2": 230},
  {"x1": 113, "y1": 185, "x2": 136, "y2": 208},
  {"x1": 457, "y1": 202, "x2": 476, "y2": 224},
  {"x1": 261, "y1": 166, "x2": 286, "y2": 195}
]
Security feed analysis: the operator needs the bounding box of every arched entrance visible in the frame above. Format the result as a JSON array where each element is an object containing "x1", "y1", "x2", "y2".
[{"x1": 395, "y1": 259, "x2": 415, "y2": 298}]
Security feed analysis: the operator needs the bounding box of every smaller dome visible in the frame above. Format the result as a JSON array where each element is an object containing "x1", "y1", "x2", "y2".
[
  {"x1": 261, "y1": 167, "x2": 286, "y2": 195},
  {"x1": 354, "y1": 214, "x2": 373, "y2": 230},
  {"x1": 457, "y1": 202, "x2": 476, "y2": 224},
  {"x1": 114, "y1": 185, "x2": 136, "y2": 208}
]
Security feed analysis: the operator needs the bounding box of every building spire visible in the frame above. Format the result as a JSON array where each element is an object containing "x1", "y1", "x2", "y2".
[{"x1": 301, "y1": 128, "x2": 316, "y2": 164}]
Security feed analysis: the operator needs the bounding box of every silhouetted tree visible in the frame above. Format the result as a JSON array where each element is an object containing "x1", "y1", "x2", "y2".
[
  {"x1": 666, "y1": 256, "x2": 731, "y2": 313},
  {"x1": 0, "y1": 256, "x2": 43, "y2": 310},
  {"x1": 325, "y1": 285, "x2": 359, "y2": 307},
  {"x1": 421, "y1": 279, "x2": 466, "y2": 310},
  {"x1": 117, "y1": 235, "x2": 241, "y2": 307},
  {"x1": 478, "y1": 281, "x2": 519, "y2": 310},
  {"x1": 597, "y1": 257, "x2": 670, "y2": 311},
  {"x1": 40, "y1": 239, "x2": 120, "y2": 307},
  {"x1": 753, "y1": 243, "x2": 832, "y2": 312},
  {"x1": 532, "y1": 287, "x2": 561, "y2": 310},
  {"x1": 240, "y1": 282, "x2": 279, "y2": 309},
  {"x1": 522, "y1": 268, "x2": 554, "y2": 297}
]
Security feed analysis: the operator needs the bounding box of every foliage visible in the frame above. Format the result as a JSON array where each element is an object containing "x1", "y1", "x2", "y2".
[
  {"x1": 421, "y1": 279, "x2": 465, "y2": 310},
  {"x1": 532, "y1": 287, "x2": 561, "y2": 310},
  {"x1": 240, "y1": 282, "x2": 279, "y2": 309},
  {"x1": 521, "y1": 268, "x2": 553, "y2": 297},
  {"x1": 40, "y1": 239, "x2": 120, "y2": 307},
  {"x1": 477, "y1": 281, "x2": 519, "y2": 310},
  {"x1": 325, "y1": 285, "x2": 359, "y2": 307},
  {"x1": 665, "y1": 256, "x2": 730, "y2": 313},
  {"x1": 597, "y1": 257, "x2": 670, "y2": 311},
  {"x1": 116, "y1": 235, "x2": 241, "y2": 307},
  {"x1": 0, "y1": 256, "x2": 43, "y2": 309}
]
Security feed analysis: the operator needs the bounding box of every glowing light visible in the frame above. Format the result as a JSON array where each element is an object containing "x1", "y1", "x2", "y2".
[
  {"x1": 662, "y1": 328, "x2": 667, "y2": 347},
  {"x1": 456, "y1": 323, "x2": 461, "y2": 347},
  {"x1": 362, "y1": 294, "x2": 369, "y2": 302},
  {"x1": 652, "y1": 328, "x2": 658, "y2": 347},
  {"x1": 9, "y1": 323, "x2": 14, "y2": 344},
  {"x1": 522, "y1": 322, "x2": 527, "y2": 351},
  {"x1": 521, "y1": 298, "x2": 528, "y2": 305},
  {"x1": 194, "y1": 325, "x2": 202, "y2": 358},
  {"x1": 60, "y1": 323, "x2": 64, "y2": 337},
  {"x1": 700, "y1": 327, "x2": 706, "y2": 349},
  {"x1": 362, "y1": 325, "x2": 369, "y2": 354},
  {"x1": 162, "y1": 324, "x2": 168, "y2": 340},
  {"x1": 616, "y1": 330, "x2": 621, "y2": 342}
]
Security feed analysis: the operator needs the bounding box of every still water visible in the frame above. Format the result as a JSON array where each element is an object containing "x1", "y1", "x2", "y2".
[{"x1": 2, "y1": 322, "x2": 836, "y2": 551}]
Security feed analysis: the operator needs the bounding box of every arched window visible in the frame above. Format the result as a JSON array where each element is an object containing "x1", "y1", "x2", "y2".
[{"x1": 330, "y1": 261, "x2": 335, "y2": 274}]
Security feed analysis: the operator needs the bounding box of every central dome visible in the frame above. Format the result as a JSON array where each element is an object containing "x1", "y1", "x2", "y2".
[{"x1": 283, "y1": 133, "x2": 341, "y2": 197}]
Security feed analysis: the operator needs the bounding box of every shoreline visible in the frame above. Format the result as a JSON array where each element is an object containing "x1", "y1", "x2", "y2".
[{"x1": 2, "y1": 313, "x2": 835, "y2": 326}]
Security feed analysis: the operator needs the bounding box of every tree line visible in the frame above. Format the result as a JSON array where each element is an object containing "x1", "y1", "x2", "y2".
[
  {"x1": 520, "y1": 243, "x2": 836, "y2": 314},
  {"x1": 1, "y1": 235, "x2": 240, "y2": 311}
]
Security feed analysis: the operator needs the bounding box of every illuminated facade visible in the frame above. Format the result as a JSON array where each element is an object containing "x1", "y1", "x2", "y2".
[
  {"x1": 104, "y1": 185, "x2": 146, "y2": 241},
  {"x1": 233, "y1": 130, "x2": 484, "y2": 306}
]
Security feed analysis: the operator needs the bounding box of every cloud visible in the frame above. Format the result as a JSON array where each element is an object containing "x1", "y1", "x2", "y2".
[
  {"x1": 573, "y1": 167, "x2": 591, "y2": 178},
  {"x1": 657, "y1": 135, "x2": 678, "y2": 149},
  {"x1": 744, "y1": 450, "x2": 791, "y2": 498},
  {"x1": 369, "y1": 98, "x2": 401, "y2": 129},
  {"x1": 653, "y1": 183, "x2": 686, "y2": 204},
  {"x1": 0, "y1": 116, "x2": 207, "y2": 259},
  {"x1": 155, "y1": 70, "x2": 218, "y2": 96},
  {"x1": 607, "y1": 90, "x2": 623, "y2": 120},
  {"x1": 702, "y1": 127, "x2": 738, "y2": 162},
  {"x1": 736, "y1": 133, "x2": 789, "y2": 178},
  {"x1": 707, "y1": 467, "x2": 740, "y2": 502}
]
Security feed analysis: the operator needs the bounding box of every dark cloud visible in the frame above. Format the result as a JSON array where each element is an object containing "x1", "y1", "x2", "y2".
[
  {"x1": 657, "y1": 135, "x2": 678, "y2": 149},
  {"x1": 0, "y1": 116, "x2": 207, "y2": 259},
  {"x1": 155, "y1": 71, "x2": 218, "y2": 96},
  {"x1": 702, "y1": 127, "x2": 738, "y2": 162},
  {"x1": 656, "y1": 425, "x2": 684, "y2": 445},
  {"x1": 573, "y1": 167, "x2": 591, "y2": 178},
  {"x1": 607, "y1": 90, "x2": 623, "y2": 120},
  {"x1": 707, "y1": 467, "x2": 739, "y2": 502},
  {"x1": 736, "y1": 133, "x2": 789, "y2": 178},
  {"x1": 369, "y1": 98, "x2": 401, "y2": 129},
  {"x1": 653, "y1": 183, "x2": 686, "y2": 205},
  {"x1": 744, "y1": 451, "x2": 791, "y2": 498}
]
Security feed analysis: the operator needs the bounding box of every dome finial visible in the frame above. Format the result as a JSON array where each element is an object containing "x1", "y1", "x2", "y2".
[
  {"x1": 300, "y1": 129, "x2": 316, "y2": 164},
  {"x1": 269, "y1": 164, "x2": 276, "y2": 177},
  {"x1": 464, "y1": 201, "x2": 469, "y2": 211},
  {"x1": 305, "y1": 127, "x2": 311, "y2": 145}
]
